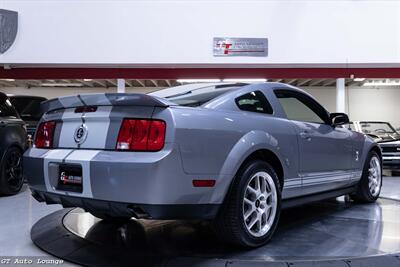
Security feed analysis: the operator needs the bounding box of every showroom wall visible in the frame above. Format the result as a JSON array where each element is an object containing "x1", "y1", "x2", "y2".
[
  {"x1": 0, "y1": 86, "x2": 161, "y2": 99},
  {"x1": 0, "y1": 1, "x2": 399, "y2": 67},
  {"x1": 304, "y1": 86, "x2": 400, "y2": 128},
  {"x1": 1, "y1": 85, "x2": 399, "y2": 128}
]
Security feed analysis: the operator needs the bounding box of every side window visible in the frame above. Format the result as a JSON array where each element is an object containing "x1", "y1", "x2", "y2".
[
  {"x1": 0, "y1": 95, "x2": 18, "y2": 118},
  {"x1": 275, "y1": 90, "x2": 328, "y2": 124},
  {"x1": 235, "y1": 91, "x2": 273, "y2": 114}
]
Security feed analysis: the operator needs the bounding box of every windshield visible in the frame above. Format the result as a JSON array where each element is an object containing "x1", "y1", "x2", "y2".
[
  {"x1": 9, "y1": 97, "x2": 46, "y2": 121},
  {"x1": 359, "y1": 122, "x2": 397, "y2": 135}
]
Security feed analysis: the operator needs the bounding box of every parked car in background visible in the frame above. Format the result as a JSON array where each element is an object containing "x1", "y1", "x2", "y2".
[
  {"x1": 0, "y1": 92, "x2": 27, "y2": 195},
  {"x1": 8, "y1": 95, "x2": 47, "y2": 141},
  {"x1": 350, "y1": 121, "x2": 400, "y2": 173},
  {"x1": 25, "y1": 83, "x2": 382, "y2": 247}
]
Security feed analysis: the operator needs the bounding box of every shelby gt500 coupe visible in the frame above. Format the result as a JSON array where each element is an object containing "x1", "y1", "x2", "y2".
[{"x1": 24, "y1": 83, "x2": 382, "y2": 247}]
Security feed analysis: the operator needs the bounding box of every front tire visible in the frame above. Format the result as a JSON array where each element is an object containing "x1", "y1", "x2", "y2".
[
  {"x1": 0, "y1": 146, "x2": 24, "y2": 196},
  {"x1": 352, "y1": 151, "x2": 382, "y2": 203},
  {"x1": 214, "y1": 160, "x2": 281, "y2": 247}
]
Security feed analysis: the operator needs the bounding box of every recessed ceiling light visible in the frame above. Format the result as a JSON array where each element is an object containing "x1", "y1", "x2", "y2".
[
  {"x1": 177, "y1": 79, "x2": 221, "y2": 83},
  {"x1": 223, "y1": 78, "x2": 267, "y2": 83},
  {"x1": 40, "y1": 83, "x2": 83, "y2": 87},
  {"x1": 0, "y1": 79, "x2": 15, "y2": 82},
  {"x1": 83, "y1": 79, "x2": 93, "y2": 82},
  {"x1": 363, "y1": 80, "x2": 400, "y2": 86}
]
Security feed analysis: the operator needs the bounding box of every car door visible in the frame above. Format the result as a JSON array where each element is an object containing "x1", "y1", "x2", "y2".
[{"x1": 274, "y1": 89, "x2": 353, "y2": 195}]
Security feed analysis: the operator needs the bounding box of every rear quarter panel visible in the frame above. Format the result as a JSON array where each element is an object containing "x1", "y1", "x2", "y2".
[{"x1": 154, "y1": 105, "x2": 299, "y2": 202}]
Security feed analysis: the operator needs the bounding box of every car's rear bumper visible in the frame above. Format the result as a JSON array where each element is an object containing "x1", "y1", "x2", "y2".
[
  {"x1": 382, "y1": 155, "x2": 400, "y2": 169},
  {"x1": 31, "y1": 189, "x2": 220, "y2": 219},
  {"x1": 24, "y1": 146, "x2": 228, "y2": 219}
]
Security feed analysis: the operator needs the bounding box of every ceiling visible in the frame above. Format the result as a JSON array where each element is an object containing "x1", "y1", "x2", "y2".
[{"x1": 0, "y1": 78, "x2": 396, "y2": 89}]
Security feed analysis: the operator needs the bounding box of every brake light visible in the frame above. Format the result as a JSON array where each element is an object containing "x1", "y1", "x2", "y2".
[
  {"x1": 75, "y1": 106, "x2": 97, "y2": 113},
  {"x1": 35, "y1": 121, "x2": 56, "y2": 148},
  {"x1": 116, "y1": 119, "x2": 166, "y2": 151}
]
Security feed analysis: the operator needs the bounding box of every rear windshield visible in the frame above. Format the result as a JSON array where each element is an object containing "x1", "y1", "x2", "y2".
[
  {"x1": 153, "y1": 85, "x2": 244, "y2": 107},
  {"x1": 9, "y1": 97, "x2": 46, "y2": 121}
]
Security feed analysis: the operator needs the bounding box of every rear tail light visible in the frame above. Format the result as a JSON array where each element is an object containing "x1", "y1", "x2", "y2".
[
  {"x1": 34, "y1": 121, "x2": 56, "y2": 148},
  {"x1": 116, "y1": 119, "x2": 166, "y2": 151}
]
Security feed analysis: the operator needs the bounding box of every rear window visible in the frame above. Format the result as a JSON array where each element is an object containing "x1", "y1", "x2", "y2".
[
  {"x1": 9, "y1": 97, "x2": 46, "y2": 121},
  {"x1": 0, "y1": 94, "x2": 18, "y2": 118},
  {"x1": 164, "y1": 87, "x2": 236, "y2": 107},
  {"x1": 235, "y1": 91, "x2": 273, "y2": 114}
]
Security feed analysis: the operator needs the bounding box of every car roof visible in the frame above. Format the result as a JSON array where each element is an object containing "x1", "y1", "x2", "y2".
[{"x1": 7, "y1": 94, "x2": 47, "y2": 100}]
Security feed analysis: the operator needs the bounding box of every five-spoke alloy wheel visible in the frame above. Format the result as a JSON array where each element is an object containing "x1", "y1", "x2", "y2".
[
  {"x1": 352, "y1": 151, "x2": 382, "y2": 203},
  {"x1": 243, "y1": 171, "x2": 278, "y2": 238},
  {"x1": 214, "y1": 160, "x2": 281, "y2": 247}
]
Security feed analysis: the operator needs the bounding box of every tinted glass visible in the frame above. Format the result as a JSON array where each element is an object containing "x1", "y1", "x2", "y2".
[
  {"x1": 359, "y1": 122, "x2": 397, "y2": 134},
  {"x1": 0, "y1": 94, "x2": 18, "y2": 118},
  {"x1": 235, "y1": 91, "x2": 273, "y2": 114},
  {"x1": 275, "y1": 91, "x2": 326, "y2": 124},
  {"x1": 9, "y1": 97, "x2": 45, "y2": 121},
  {"x1": 165, "y1": 88, "x2": 234, "y2": 106}
]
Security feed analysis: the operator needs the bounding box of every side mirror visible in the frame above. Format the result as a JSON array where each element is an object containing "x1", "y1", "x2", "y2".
[{"x1": 330, "y1": 113, "x2": 349, "y2": 126}]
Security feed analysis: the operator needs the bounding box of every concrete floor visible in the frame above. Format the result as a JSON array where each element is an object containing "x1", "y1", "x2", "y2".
[{"x1": 0, "y1": 177, "x2": 399, "y2": 260}]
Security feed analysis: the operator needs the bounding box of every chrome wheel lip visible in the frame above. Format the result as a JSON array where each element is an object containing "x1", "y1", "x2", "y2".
[
  {"x1": 242, "y1": 171, "x2": 278, "y2": 238},
  {"x1": 368, "y1": 156, "x2": 382, "y2": 197}
]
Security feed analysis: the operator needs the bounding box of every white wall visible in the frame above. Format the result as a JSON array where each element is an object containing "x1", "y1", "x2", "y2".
[
  {"x1": 0, "y1": 86, "x2": 159, "y2": 98},
  {"x1": 0, "y1": 0, "x2": 399, "y2": 67},
  {"x1": 303, "y1": 86, "x2": 400, "y2": 128}
]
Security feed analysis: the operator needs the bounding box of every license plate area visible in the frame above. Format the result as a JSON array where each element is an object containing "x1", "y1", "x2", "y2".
[{"x1": 57, "y1": 164, "x2": 83, "y2": 193}]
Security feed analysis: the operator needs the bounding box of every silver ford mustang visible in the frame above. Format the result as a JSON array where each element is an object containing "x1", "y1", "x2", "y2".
[{"x1": 24, "y1": 82, "x2": 382, "y2": 247}]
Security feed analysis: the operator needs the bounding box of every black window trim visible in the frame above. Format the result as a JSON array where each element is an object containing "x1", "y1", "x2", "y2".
[
  {"x1": 273, "y1": 88, "x2": 331, "y2": 125},
  {"x1": 235, "y1": 90, "x2": 274, "y2": 115}
]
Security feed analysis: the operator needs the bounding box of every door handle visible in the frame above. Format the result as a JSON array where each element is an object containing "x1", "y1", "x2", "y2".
[{"x1": 300, "y1": 131, "x2": 311, "y2": 141}]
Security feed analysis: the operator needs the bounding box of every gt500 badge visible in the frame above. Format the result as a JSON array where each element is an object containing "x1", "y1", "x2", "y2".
[{"x1": 74, "y1": 124, "x2": 88, "y2": 144}]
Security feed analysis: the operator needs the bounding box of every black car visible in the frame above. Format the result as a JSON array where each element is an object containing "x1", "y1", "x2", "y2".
[
  {"x1": 0, "y1": 92, "x2": 27, "y2": 195},
  {"x1": 351, "y1": 121, "x2": 400, "y2": 172},
  {"x1": 8, "y1": 95, "x2": 47, "y2": 138}
]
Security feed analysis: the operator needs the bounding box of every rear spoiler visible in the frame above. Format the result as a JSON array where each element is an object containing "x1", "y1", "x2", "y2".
[{"x1": 41, "y1": 93, "x2": 175, "y2": 113}]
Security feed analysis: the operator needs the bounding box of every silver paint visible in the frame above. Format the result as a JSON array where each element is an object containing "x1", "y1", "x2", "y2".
[{"x1": 25, "y1": 83, "x2": 380, "y2": 211}]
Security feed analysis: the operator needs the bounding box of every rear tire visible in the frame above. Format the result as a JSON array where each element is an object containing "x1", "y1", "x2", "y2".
[
  {"x1": 214, "y1": 160, "x2": 281, "y2": 247},
  {"x1": 351, "y1": 151, "x2": 382, "y2": 203},
  {"x1": 0, "y1": 146, "x2": 24, "y2": 196}
]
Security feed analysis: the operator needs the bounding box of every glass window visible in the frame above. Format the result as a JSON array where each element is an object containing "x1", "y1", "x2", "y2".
[
  {"x1": 235, "y1": 91, "x2": 273, "y2": 114},
  {"x1": 359, "y1": 122, "x2": 397, "y2": 134},
  {"x1": 0, "y1": 94, "x2": 18, "y2": 118},
  {"x1": 9, "y1": 97, "x2": 46, "y2": 121},
  {"x1": 275, "y1": 91, "x2": 326, "y2": 124},
  {"x1": 152, "y1": 84, "x2": 246, "y2": 107}
]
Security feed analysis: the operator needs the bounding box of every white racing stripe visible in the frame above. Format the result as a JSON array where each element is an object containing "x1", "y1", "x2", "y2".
[
  {"x1": 58, "y1": 108, "x2": 81, "y2": 148},
  {"x1": 80, "y1": 106, "x2": 112, "y2": 149},
  {"x1": 57, "y1": 106, "x2": 112, "y2": 149}
]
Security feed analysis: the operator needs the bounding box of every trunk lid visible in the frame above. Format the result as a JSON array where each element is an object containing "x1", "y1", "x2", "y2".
[{"x1": 40, "y1": 93, "x2": 172, "y2": 150}]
